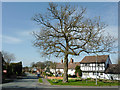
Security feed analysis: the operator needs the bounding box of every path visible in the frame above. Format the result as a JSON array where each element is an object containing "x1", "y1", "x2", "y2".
[{"x1": 42, "y1": 78, "x2": 51, "y2": 85}]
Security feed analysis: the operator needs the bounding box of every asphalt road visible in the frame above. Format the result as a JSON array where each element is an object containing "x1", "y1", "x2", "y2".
[{"x1": 1, "y1": 72, "x2": 119, "y2": 89}]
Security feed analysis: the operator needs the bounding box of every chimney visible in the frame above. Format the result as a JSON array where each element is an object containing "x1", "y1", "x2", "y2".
[
  {"x1": 61, "y1": 59, "x2": 63, "y2": 63},
  {"x1": 70, "y1": 58, "x2": 74, "y2": 63}
]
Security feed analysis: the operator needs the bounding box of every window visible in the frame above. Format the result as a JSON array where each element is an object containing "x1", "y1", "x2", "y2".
[
  {"x1": 93, "y1": 64, "x2": 95, "y2": 66},
  {"x1": 99, "y1": 64, "x2": 103, "y2": 66},
  {"x1": 102, "y1": 64, "x2": 104, "y2": 67},
  {"x1": 87, "y1": 64, "x2": 90, "y2": 66}
]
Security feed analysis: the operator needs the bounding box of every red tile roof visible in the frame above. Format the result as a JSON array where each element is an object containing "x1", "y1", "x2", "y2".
[
  {"x1": 80, "y1": 55, "x2": 109, "y2": 63},
  {"x1": 56, "y1": 62, "x2": 80, "y2": 69}
]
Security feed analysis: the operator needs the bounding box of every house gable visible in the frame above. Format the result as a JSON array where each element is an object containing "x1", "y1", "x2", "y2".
[{"x1": 105, "y1": 55, "x2": 112, "y2": 69}]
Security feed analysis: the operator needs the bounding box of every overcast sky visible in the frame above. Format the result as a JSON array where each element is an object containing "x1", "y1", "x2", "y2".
[{"x1": 2, "y1": 2, "x2": 118, "y2": 67}]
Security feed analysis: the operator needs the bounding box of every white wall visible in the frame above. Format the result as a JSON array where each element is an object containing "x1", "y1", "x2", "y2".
[
  {"x1": 68, "y1": 69, "x2": 75, "y2": 75},
  {"x1": 81, "y1": 72, "x2": 111, "y2": 79},
  {"x1": 80, "y1": 63, "x2": 105, "y2": 72},
  {"x1": 50, "y1": 68, "x2": 75, "y2": 76}
]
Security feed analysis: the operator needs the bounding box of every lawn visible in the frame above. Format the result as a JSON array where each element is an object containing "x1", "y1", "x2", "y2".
[
  {"x1": 38, "y1": 78, "x2": 43, "y2": 83},
  {"x1": 47, "y1": 79, "x2": 119, "y2": 86}
]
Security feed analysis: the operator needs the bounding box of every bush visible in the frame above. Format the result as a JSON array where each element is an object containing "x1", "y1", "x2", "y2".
[
  {"x1": 43, "y1": 72, "x2": 53, "y2": 77},
  {"x1": 47, "y1": 73, "x2": 53, "y2": 77},
  {"x1": 61, "y1": 74, "x2": 64, "y2": 77},
  {"x1": 75, "y1": 66, "x2": 82, "y2": 77},
  {"x1": 86, "y1": 78, "x2": 91, "y2": 80},
  {"x1": 50, "y1": 79, "x2": 62, "y2": 83},
  {"x1": 43, "y1": 72, "x2": 46, "y2": 75},
  {"x1": 68, "y1": 74, "x2": 72, "y2": 77},
  {"x1": 98, "y1": 79, "x2": 103, "y2": 81},
  {"x1": 68, "y1": 74, "x2": 77, "y2": 78},
  {"x1": 39, "y1": 78, "x2": 43, "y2": 83}
]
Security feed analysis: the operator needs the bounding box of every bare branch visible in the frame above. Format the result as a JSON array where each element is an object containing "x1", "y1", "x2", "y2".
[{"x1": 32, "y1": 2, "x2": 117, "y2": 57}]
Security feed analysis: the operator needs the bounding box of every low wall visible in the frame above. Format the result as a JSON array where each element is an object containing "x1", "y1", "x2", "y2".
[{"x1": 47, "y1": 76, "x2": 63, "y2": 79}]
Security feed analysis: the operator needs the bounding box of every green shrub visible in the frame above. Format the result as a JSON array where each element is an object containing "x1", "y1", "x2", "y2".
[
  {"x1": 46, "y1": 73, "x2": 53, "y2": 76},
  {"x1": 43, "y1": 72, "x2": 53, "y2": 77},
  {"x1": 43, "y1": 72, "x2": 46, "y2": 75},
  {"x1": 86, "y1": 78, "x2": 91, "y2": 80},
  {"x1": 98, "y1": 79, "x2": 103, "y2": 81},
  {"x1": 68, "y1": 74, "x2": 77, "y2": 78},
  {"x1": 39, "y1": 78, "x2": 43, "y2": 83},
  {"x1": 68, "y1": 74, "x2": 72, "y2": 77},
  {"x1": 75, "y1": 66, "x2": 82, "y2": 77}
]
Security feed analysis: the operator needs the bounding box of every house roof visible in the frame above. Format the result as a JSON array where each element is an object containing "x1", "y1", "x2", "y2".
[
  {"x1": 80, "y1": 55, "x2": 109, "y2": 63},
  {"x1": 56, "y1": 62, "x2": 80, "y2": 69},
  {"x1": 105, "y1": 64, "x2": 120, "y2": 74}
]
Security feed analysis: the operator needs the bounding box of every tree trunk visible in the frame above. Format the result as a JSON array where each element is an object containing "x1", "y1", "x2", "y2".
[
  {"x1": 63, "y1": 53, "x2": 68, "y2": 83},
  {"x1": 55, "y1": 68, "x2": 56, "y2": 76}
]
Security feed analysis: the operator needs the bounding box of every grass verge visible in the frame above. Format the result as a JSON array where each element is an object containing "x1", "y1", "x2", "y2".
[
  {"x1": 38, "y1": 78, "x2": 43, "y2": 83},
  {"x1": 47, "y1": 79, "x2": 119, "y2": 86}
]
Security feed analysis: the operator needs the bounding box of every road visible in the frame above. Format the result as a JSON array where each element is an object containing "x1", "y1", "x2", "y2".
[
  {"x1": 1, "y1": 72, "x2": 119, "y2": 89},
  {"x1": 2, "y1": 73, "x2": 41, "y2": 88}
]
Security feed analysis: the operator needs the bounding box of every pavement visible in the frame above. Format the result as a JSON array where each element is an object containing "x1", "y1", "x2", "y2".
[
  {"x1": 42, "y1": 78, "x2": 51, "y2": 85},
  {"x1": 1, "y1": 72, "x2": 119, "y2": 89}
]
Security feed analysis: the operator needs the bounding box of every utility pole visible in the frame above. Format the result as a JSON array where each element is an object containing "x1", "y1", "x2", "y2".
[{"x1": 96, "y1": 54, "x2": 98, "y2": 85}]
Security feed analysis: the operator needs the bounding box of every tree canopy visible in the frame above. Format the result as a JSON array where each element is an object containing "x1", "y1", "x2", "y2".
[
  {"x1": 32, "y1": 3, "x2": 116, "y2": 82},
  {"x1": 2, "y1": 51, "x2": 15, "y2": 64}
]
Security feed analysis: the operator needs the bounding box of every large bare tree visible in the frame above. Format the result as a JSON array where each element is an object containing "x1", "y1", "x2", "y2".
[{"x1": 32, "y1": 3, "x2": 116, "y2": 82}]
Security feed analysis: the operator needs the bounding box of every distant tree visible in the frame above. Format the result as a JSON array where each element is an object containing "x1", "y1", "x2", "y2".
[
  {"x1": 44, "y1": 61, "x2": 52, "y2": 67},
  {"x1": 1, "y1": 52, "x2": 6, "y2": 69},
  {"x1": 10, "y1": 62, "x2": 22, "y2": 75},
  {"x1": 36, "y1": 62, "x2": 45, "y2": 69},
  {"x1": 2, "y1": 51, "x2": 15, "y2": 65},
  {"x1": 45, "y1": 66, "x2": 50, "y2": 73},
  {"x1": 24, "y1": 66, "x2": 29, "y2": 72},
  {"x1": 32, "y1": 3, "x2": 116, "y2": 82},
  {"x1": 31, "y1": 62, "x2": 36, "y2": 67},
  {"x1": 50, "y1": 62, "x2": 57, "y2": 76},
  {"x1": 2, "y1": 51, "x2": 16, "y2": 75}
]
